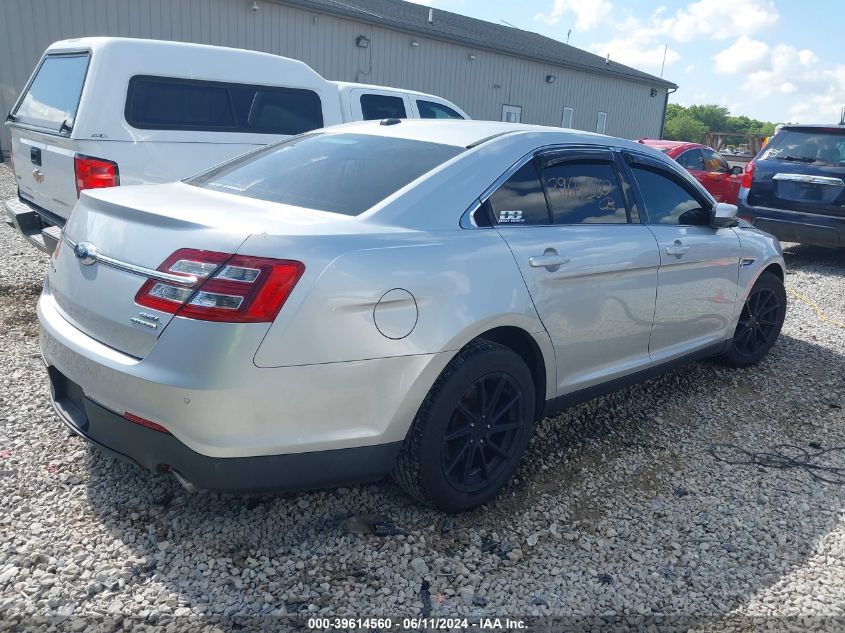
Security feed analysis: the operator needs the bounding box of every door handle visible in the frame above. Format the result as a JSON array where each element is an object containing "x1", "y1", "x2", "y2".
[
  {"x1": 666, "y1": 240, "x2": 690, "y2": 257},
  {"x1": 529, "y1": 248, "x2": 570, "y2": 269}
]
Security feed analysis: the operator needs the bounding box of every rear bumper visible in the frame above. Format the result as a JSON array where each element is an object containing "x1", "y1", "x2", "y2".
[
  {"x1": 49, "y1": 366, "x2": 401, "y2": 493},
  {"x1": 737, "y1": 202, "x2": 845, "y2": 247},
  {"x1": 38, "y1": 286, "x2": 451, "y2": 463},
  {"x1": 3, "y1": 197, "x2": 63, "y2": 254}
]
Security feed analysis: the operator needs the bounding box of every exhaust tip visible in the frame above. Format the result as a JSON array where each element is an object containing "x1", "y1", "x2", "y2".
[{"x1": 169, "y1": 469, "x2": 198, "y2": 493}]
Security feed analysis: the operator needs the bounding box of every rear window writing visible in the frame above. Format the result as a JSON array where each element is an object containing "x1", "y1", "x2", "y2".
[
  {"x1": 12, "y1": 53, "x2": 90, "y2": 132},
  {"x1": 542, "y1": 161, "x2": 627, "y2": 224},
  {"x1": 189, "y1": 133, "x2": 463, "y2": 216},
  {"x1": 125, "y1": 76, "x2": 323, "y2": 135},
  {"x1": 761, "y1": 129, "x2": 845, "y2": 166}
]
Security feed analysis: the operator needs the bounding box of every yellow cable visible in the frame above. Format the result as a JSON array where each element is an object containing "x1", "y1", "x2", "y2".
[{"x1": 785, "y1": 285, "x2": 845, "y2": 330}]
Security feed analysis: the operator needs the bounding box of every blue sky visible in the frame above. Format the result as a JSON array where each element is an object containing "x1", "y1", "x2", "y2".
[{"x1": 410, "y1": 0, "x2": 845, "y2": 124}]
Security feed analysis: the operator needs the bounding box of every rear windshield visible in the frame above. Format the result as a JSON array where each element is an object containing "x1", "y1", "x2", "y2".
[
  {"x1": 11, "y1": 53, "x2": 90, "y2": 132},
  {"x1": 189, "y1": 133, "x2": 463, "y2": 216},
  {"x1": 760, "y1": 129, "x2": 845, "y2": 166}
]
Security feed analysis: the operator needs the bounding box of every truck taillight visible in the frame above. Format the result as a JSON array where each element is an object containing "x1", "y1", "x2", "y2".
[
  {"x1": 74, "y1": 154, "x2": 119, "y2": 196},
  {"x1": 135, "y1": 249, "x2": 304, "y2": 323},
  {"x1": 741, "y1": 160, "x2": 755, "y2": 189}
]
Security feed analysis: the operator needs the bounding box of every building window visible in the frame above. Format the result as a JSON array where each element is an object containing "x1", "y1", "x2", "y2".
[
  {"x1": 561, "y1": 106, "x2": 574, "y2": 129},
  {"x1": 596, "y1": 111, "x2": 607, "y2": 134},
  {"x1": 502, "y1": 104, "x2": 522, "y2": 123}
]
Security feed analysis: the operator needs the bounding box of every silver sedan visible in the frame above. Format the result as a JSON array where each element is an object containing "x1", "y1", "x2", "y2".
[{"x1": 39, "y1": 120, "x2": 786, "y2": 512}]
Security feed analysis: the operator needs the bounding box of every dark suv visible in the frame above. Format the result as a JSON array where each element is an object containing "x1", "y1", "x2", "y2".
[{"x1": 738, "y1": 124, "x2": 845, "y2": 248}]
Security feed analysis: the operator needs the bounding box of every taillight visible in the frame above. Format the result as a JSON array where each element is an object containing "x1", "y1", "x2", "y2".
[
  {"x1": 135, "y1": 248, "x2": 304, "y2": 323},
  {"x1": 741, "y1": 160, "x2": 755, "y2": 189},
  {"x1": 74, "y1": 154, "x2": 119, "y2": 196},
  {"x1": 124, "y1": 412, "x2": 171, "y2": 434}
]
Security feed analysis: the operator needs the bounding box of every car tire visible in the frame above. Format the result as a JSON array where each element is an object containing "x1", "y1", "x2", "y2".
[
  {"x1": 392, "y1": 339, "x2": 535, "y2": 513},
  {"x1": 718, "y1": 271, "x2": 786, "y2": 368}
]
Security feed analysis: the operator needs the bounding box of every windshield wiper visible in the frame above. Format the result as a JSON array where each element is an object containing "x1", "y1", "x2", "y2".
[
  {"x1": 776, "y1": 154, "x2": 815, "y2": 163},
  {"x1": 59, "y1": 119, "x2": 73, "y2": 134}
]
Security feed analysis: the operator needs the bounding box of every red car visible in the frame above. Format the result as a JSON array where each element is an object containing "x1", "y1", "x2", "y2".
[{"x1": 638, "y1": 140, "x2": 744, "y2": 204}]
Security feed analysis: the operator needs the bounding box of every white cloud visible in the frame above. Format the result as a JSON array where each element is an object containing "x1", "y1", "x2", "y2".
[
  {"x1": 592, "y1": 38, "x2": 680, "y2": 73},
  {"x1": 658, "y1": 0, "x2": 779, "y2": 43},
  {"x1": 713, "y1": 36, "x2": 770, "y2": 74},
  {"x1": 683, "y1": 64, "x2": 696, "y2": 74},
  {"x1": 534, "y1": 0, "x2": 613, "y2": 30}
]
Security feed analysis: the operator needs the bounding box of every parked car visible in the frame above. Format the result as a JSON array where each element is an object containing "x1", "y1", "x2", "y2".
[
  {"x1": 638, "y1": 139, "x2": 744, "y2": 204},
  {"x1": 738, "y1": 124, "x2": 845, "y2": 248},
  {"x1": 39, "y1": 120, "x2": 786, "y2": 512},
  {"x1": 3, "y1": 37, "x2": 468, "y2": 253}
]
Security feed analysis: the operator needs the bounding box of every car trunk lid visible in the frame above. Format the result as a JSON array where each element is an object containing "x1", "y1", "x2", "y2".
[{"x1": 50, "y1": 184, "x2": 257, "y2": 358}]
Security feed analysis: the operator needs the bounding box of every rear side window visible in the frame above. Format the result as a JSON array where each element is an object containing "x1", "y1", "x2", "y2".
[
  {"x1": 542, "y1": 161, "x2": 628, "y2": 224},
  {"x1": 630, "y1": 165, "x2": 709, "y2": 226},
  {"x1": 760, "y1": 129, "x2": 845, "y2": 166},
  {"x1": 125, "y1": 76, "x2": 323, "y2": 134},
  {"x1": 417, "y1": 100, "x2": 463, "y2": 119},
  {"x1": 360, "y1": 94, "x2": 406, "y2": 120},
  {"x1": 488, "y1": 162, "x2": 551, "y2": 226},
  {"x1": 12, "y1": 53, "x2": 90, "y2": 132},
  {"x1": 189, "y1": 133, "x2": 462, "y2": 216}
]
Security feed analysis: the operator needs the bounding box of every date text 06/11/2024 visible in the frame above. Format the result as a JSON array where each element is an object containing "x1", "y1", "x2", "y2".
[{"x1": 307, "y1": 617, "x2": 527, "y2": 630}]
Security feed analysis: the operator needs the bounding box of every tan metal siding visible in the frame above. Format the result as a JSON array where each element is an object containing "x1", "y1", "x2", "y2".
[{"x1": 0, "y1": 0, "x2": 668, "y2": 155}]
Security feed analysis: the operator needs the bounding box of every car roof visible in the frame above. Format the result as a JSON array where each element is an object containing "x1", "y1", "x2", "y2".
[
  {"x1": 781, "y1": 124, "x2": 845, "y2": 132},
  {"x1": 638, "y1": 139, "x2": 705, "y2": 151},
  {"x1": 321, "y1": 119, "x2": 651, "y2": 151}
]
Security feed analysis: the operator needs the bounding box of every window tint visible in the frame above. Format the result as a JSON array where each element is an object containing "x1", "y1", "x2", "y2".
[
  {"x1": 760, "y1": 129, "x2": 845, "y2": 166},
  {"x1": 542, "y1": 161, "x2": 628, "y2": 224},
  {"x1": 360, "y1": 94, "x2": 406, "y2": 120},
  {"x1": 631, "y1": 165, "x2": 710, "y2": 226},
  {"x1": 676, "y1": 149, "x2": 704, "y2": 170},
  {"x1": 417, "y1": 100, "x2": 463, "y2": 119},
  {"x1": 125, "y1": 76, "x2": 323, "y2": 134},
  {"x1": 488, "y1": 162, "x2": 550, "y2": 226},
  {"x1": 700, "y1": 147, "x2": 729, "y2": 173},
  {"x1": 189, "y1": 133, "x2": 462, "y2": 216},
  {"x1": 12, "y1": 54, "x2": 89, "y2": 131}
]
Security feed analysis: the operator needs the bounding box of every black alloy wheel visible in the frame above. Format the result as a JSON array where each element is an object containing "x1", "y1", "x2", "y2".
[{"x1": 441, "y1": 372, "x2": 525, "y2": 494}]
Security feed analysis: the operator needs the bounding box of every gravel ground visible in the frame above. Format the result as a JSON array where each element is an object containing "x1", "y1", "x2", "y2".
[{"x1": 0, "y1": 161, "x2": 844, "y2": 631}]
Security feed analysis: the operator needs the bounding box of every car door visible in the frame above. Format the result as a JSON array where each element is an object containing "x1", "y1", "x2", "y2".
[
  {"x1": 622, "y1": 151, "x2": 741, "y2": 363},
  {"x1": 700, "y1": 147, "x2": 741, "y2": 203},
  {"x1": 486, "y1": 147, "x2": 660, "y2": 395}
]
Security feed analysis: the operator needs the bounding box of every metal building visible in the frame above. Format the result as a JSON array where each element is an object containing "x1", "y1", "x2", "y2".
[{"x1": 0, "y1": 0, "x2": 677, "y2": 157}]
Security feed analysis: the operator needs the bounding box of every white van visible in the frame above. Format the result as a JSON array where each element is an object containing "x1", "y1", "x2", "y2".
[{"x1": 3, "y1": 37, "x2": 468, "y2": 252}]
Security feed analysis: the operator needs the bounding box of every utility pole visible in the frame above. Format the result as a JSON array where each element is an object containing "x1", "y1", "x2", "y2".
[{"x1": 660, "y1": 44, "x2": 668, "y2": 78}]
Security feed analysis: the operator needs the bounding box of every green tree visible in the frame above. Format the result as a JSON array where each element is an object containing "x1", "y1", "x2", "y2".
[{"x1": 664, "y1": 114, "x2": 707, "y2": 143}]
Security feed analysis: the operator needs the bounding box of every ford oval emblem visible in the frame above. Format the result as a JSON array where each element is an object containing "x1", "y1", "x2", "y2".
[{"x1": 73, "y1": 241, "x2": 98, "y2": 266}]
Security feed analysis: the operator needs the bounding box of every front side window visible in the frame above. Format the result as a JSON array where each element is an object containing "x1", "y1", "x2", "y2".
[
  {"x1": 360, "y1": 94, "x2": 406, "y2": 120},
  {"x1": 542, "y1": 161, "x2": 628, "y2": 224},
  {"x1": 700, "y1": 147, "x2": 730, "y2": 173},
  {"x1": 189, "y1": 133, "x2": 462, "y2": 216},
  {"x1": 125, "y1": 76, "x2": 323, "y2": 134},
  {"x1": 488, "y1": 162, "x2": 550, "y2": 226},
  {"x1": 417, "y1": 100, "x2": 463, "y2": 119},
  {"x1": 676, "y1": 149, "x2": 704, "y2": 171},
  {"x1": 630, "y1": 165, "x2": 710, "y2": 226},
  {"x1": 12, "y1": 53, "x2": 90, "y2": 132}
]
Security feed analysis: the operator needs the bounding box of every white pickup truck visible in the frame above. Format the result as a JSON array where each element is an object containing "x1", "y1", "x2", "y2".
[{"x1": 4, "y1": 37, "x2": 469, "y2": 253}]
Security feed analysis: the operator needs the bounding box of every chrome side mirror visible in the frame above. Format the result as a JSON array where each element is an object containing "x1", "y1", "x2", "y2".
[{"x1": 711, "y1": 202, "x2": 739, "y2": 228}]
